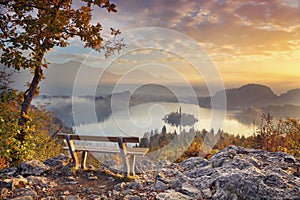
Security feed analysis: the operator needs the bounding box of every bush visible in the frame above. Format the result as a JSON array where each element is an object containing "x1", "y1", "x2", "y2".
[{"x1": 0, "y1": 89, "x2": 62, "y2": 167}]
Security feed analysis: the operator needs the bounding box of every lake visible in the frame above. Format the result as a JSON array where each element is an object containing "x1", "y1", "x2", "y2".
[{"x1": 73, "y1": 102, "x2": 254, "y2": 137}]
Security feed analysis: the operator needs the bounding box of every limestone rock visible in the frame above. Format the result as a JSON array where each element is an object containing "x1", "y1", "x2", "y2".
[
  {"x1": 20, "y1": 160, "x2": 50, "y2": 176},
  {"x1": 44, "y1": 154, "x2": 70, "y2": 168},
  {"x1": 113, "y1": 182, "x2": 125, "y2": 191},
  {"x1": 179, "y1": 146, "x2": 300, "y2": 200},
  {"x1": 2, "y1": 146, "x2": 299, "y2": 200},
  {"x1": 123, "y1": 194, "x2": 141, "y2": 200},
  {"x1": 13, "y1": 187, "x2": 37, "y2": 197},
  {"x1": 27, "y1": 176, "x2": 57, "y2": 188},
  {"x1": 66, "y1": 195, "x2": 80, "y2": 200},
  {"x1": 1, "y1": 176, "x2": 28, "y2": 191},
  {"x1": 0, "y1": 167, "x2": 17, "y2": 178},
  {"x1": 154, "y1": 180, "x2": 169, "y2": 191},
  {"x1": 125, "y1": 181, "x2": 143, "y2": 190},
  {"x1": 156, "y1": 189, "x2": 193, "y2": 200},
  {"x1": 178, "y1": 183, "x2": 203, "y2": 198}
]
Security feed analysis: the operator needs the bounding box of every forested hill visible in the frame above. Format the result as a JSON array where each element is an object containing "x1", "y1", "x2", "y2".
[{"x1": 199, "y1": 84, "x2": 300, "y2": 109}]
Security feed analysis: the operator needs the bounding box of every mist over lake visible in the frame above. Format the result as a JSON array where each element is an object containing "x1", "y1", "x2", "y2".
[
  {"x1": 70, "y1": 102, "x2": 253, "y2": 137},
  {"x1": 33, "y1": 82, "x2": 300, "y2": 138}
]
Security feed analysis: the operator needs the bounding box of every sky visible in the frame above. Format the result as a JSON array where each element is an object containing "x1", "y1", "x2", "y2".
[{"x1": 45, "y1": 0, "x2": 300, "y2": 95}]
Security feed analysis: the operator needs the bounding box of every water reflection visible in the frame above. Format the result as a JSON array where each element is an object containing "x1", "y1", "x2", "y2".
[{"x1": 74, "y1": 102, "x2": 253, "y2": 137}]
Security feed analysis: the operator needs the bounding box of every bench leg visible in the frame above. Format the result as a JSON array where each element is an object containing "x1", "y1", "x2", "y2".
[
  {"x1": 129, "y1": 155, "x2": 136, "y2": 176},
  {"x1": 81, "y1": 151, "x2": 88, "y2": 169},
  {"x1": 65, "y1": 136, "x2": 79, "y2": 169},
  {"x1": 118, "y1": 137, "x2": 130, "y2": 177}
]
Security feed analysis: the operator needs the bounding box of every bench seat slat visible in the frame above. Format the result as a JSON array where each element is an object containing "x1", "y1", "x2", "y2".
[
  {"x1": 57, "y1": 134, "x2": 140, "y2": 143},
  {"x1": 62, "y1": 146, "x2": 149, "y2": 155}
]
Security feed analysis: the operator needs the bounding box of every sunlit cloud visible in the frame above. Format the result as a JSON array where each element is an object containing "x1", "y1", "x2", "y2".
[{"x1": 42, "y1": 0, "x2": 300, "y2": 93}]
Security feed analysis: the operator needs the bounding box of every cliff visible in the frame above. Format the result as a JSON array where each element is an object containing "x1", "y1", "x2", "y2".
[{"x1": 1, "y1": 146, "x2": 299, "y2": 199}]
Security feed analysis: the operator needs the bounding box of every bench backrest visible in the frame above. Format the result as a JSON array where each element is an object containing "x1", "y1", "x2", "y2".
[{"x1": 56, "y1": 133, "x2": 140, "y2": 143}]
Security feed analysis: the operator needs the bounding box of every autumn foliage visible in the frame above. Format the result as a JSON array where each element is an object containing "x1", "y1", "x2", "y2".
[
  {"x1": 0, "y1": 71, "x2": 63, "y2": 167},
  {"x1": 140, "y1": 115, "x2": 300, "y2": 162}
]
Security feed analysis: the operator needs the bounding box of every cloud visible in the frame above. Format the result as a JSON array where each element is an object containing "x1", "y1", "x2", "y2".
[
  {"x1": 41, "y1": 0, "x2": 300, "y2": 92},
  {"x1": 91, "y1": 0, "x2": 298, "y2": 60}
]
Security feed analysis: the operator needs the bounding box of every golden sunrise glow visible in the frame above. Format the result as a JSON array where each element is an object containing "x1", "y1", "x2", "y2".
[{"x1": 45, "y1": 0, "x2": 300, "y2": 93}]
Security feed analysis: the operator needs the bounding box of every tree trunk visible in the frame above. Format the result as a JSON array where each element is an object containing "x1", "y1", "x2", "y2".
[{"x1": 18, "y1": 64, "x2": 43, "y2": 141}]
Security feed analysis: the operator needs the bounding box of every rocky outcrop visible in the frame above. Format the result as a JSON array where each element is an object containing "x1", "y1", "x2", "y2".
[
  {"x1": 154, "y1": 146, "x2": 300, "y2": 199},
  {"x1": 0, "y1": 146, "x2": 299, "y2": 199}
]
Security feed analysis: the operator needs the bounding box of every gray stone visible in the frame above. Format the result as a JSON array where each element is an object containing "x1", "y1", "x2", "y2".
[
  {"x1": 124, "y1": 194, "x2": 141, "y2": 200},
  {"x1": 148, "y1": 192, "x2": 157, "y2": 197},
  {"x1": 2, "y1": 178, "x2": 14, "y2": 190},
  {"x1": 66, "y1": 195, "x2": 80, "y2": 200},
  {"x1": 122, "y1": 189, "x2": 135, "y2": 196},
  {"x1": 201, "y1": 188, "x2": 212, "y2": 198},
  {"x1": 170, "y1": 179, "x2": 182, "y2": 189},
  {"x1": 146, "y1": 180, "x2": 154, "y2": 185},
  {"x1": 156, "y1": 189, "x2": 193, "y2": 200},
  {"x1": 126, "y1": 181, "x2": 143, "y2": 190},
  {"x1": 178, "y1": 183, "x2": 202, "y2": 198},
  {"x1": 14, "y1": 187, "x2": 37, "y2": 197},
  {"x1": 180, "y1": 157, "x2": 208, "y2": 170},
  {"x1": 114, "y1": 182, "x2": 125, "y2": 191},
  {"x1": 0, "y1": 167, "x2": 17, "y2": 178},
  {"x1": 264, "y1": 174, "x2": 287, "y2": 188},
  {"x1": 1, "y1": 176, "x2": 28, "y2": 190},
  {"x1": 20, "y1": 160, "x2": 50, "y2": 176},
  {"x1": 87, "y1": 194, "x2": 101, "y2": 200},
  {"x1": 60, "y1": 165, "x2": 73, "y2": 176},
  {"x1": 27, "y1": 176, "x2": 57, "y2": 188},
  {"x1": 154, "y1": 180, "x2": 169, "y2": 191},
  {"x1": 44, "y1": 154, "x2": 70, "y2": 168}
]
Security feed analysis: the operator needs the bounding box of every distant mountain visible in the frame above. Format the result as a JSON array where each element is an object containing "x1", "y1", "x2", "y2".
[
  {"x1": 276, "y1": 89, "x2": 300, "y2": 105},
  {"x1": 216, "y1": 84, "x2": 277, "y2": 108},
  {"x1": 10, "y1": 60, "x2": 118, "y2": 95},
  {"x1": 200, "y1": 84, "x2": 300, "y2": 109},
  {"x1": 10, "y1": 60, "x2": 174, "y2": 96}
]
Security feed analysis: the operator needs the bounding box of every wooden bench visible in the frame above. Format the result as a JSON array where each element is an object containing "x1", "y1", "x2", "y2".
[{"x1": 56, "y1": 133, "x2": 149, "y2": 177}]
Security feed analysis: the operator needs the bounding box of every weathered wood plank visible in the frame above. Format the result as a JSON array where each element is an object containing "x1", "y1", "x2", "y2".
[
  {"x1": 62, "y1": 146, "x2": 148, "y2": 155},
  {"x1": 57, "y1": 133, "x2": 140, "y2": 143}
]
